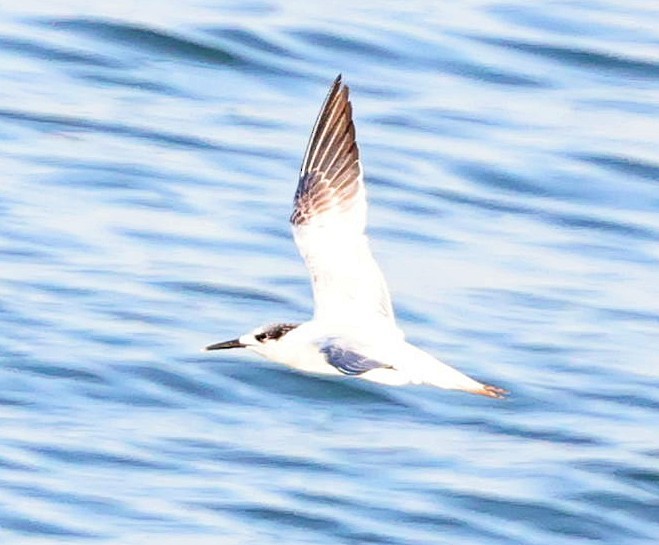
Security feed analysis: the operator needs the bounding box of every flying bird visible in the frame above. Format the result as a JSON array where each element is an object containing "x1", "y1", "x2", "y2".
[{"x1": 206, "y1": 75, "x2": 507, "y2": 399}]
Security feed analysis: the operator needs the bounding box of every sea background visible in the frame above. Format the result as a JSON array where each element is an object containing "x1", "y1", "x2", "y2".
[{"x1": 1, "y1": 1, "x2": 658, "y2": 543}]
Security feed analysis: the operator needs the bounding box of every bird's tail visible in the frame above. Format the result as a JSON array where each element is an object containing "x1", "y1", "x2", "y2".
[{"x1": 405, "y1": 345, "x2": 508, "y2": 399}]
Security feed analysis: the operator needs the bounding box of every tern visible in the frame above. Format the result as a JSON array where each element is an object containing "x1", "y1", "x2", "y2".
[{"x1": 206, "y1": 75, "x2": 507, "y2": 398}]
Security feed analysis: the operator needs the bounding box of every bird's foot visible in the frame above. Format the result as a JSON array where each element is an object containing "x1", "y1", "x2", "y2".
[{"x1": 475, "y1": 384, "x2": 509, "y2": 399}]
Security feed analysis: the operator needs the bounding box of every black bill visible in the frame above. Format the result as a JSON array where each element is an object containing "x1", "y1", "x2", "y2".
[{"x1": 205, "y1": 339, "x2": 246, "y2": 351}]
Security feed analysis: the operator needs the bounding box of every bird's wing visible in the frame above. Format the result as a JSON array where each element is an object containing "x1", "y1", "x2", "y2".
[
  {"x1": 319, "y1": 340, "x2": 392, "y2": 376},
  {"x1": 291, "y1": 75, "x2": 395, "y2": 325}
]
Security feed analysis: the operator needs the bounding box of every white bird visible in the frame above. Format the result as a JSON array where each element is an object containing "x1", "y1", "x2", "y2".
[{"x1": 206, "y1": 75, "x2": 507, "y2": 399}]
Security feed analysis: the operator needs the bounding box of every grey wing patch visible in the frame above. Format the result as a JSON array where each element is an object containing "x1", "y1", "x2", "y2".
[
  {"x1": 320, "y1": 344, "x2": 392, "y2": 376},
  {"x1": 291, "y1": 74, "x2": 362, "y2": 226}
]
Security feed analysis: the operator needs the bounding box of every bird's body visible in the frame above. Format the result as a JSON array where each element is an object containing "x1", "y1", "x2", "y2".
[
  {"x1": 206, "y1": 75, "x2": 507, "y2": 399},
  {"x1": 242, "y1": 320, "x2": 490, "y2": 393}
]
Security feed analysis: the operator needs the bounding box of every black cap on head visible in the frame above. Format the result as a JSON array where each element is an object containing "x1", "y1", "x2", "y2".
[{"x1": 254, "y1": 323, "x2": 299, "y2": 343}]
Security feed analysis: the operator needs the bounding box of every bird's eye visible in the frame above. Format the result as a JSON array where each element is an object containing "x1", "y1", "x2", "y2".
[{"x1": 255, "y1": 333, "x2": 266, "y2": 342}]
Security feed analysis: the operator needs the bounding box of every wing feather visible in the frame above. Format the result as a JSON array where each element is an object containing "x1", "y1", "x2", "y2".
[
  {"x1": 291, "y1": 75, "x2": 396, "y2": 325},
  {"x1": 320, "y1": 342, "x2": 392, "y2": 376}
]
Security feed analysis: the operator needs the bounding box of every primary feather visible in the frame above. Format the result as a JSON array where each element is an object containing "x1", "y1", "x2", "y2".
[{"x1": 291, "y1": 75, "x2": 395, "y2": 326}]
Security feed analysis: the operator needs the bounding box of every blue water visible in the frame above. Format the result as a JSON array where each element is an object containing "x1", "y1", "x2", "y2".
[{"x1": 1, "y1": 1, "x2": 658, "y2": 543}]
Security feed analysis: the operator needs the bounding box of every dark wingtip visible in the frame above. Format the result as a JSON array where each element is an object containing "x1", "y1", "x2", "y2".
[{"x1": 331, "y1": 74, "x2": 344, "y2": 95}]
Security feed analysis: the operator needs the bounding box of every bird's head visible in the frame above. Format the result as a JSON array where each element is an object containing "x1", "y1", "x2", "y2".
[{"x1": 205, "y1": 323, "x2": 300, "y2": 359}]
